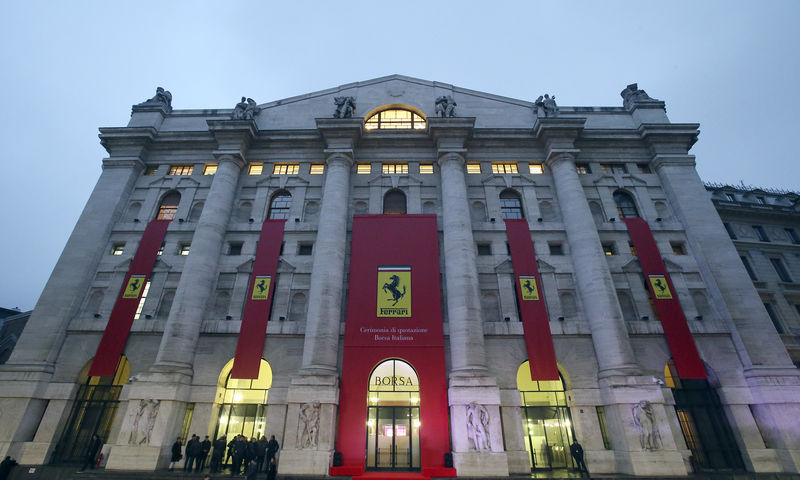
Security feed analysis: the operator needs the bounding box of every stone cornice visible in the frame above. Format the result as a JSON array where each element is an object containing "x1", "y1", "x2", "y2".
[
  {"x1": 652, "y1": 154, "x2": 697, "y2": 171},
  {"x1": 533, "y1": 117, "x2": 586, "y2": 164},
  {"x1": 98, "y1": 127, "x2": 156, "y2": 158},
  {"x1": 428, "y1": 117, "x2": 475, "y2": 154},
  {"x1": 315, "y1": 118, "x2": 363, "y2": 152},
  {"x1": 638, "y1": 123, "x2": 700, "y2": 156},
  {"x1": 207, "y1": 119, "x2": 259, "y2": 164}
]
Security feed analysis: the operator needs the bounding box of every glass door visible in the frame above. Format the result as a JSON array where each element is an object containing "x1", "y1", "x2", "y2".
[{"x1": 366, "y1": 406, "x2": 419, "y2": 470}]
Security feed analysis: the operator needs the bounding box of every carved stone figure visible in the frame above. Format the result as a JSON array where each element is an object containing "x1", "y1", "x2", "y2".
[
  {"x1": 632, "y1": 400, "x2": 661, "y2": 450},
  {"x1": 333, "y1": 96, "x2": 356, "y2": 118},
  {"x1": 232, "y1": 97, "x2": 262, "y2": 120},
  {"x1": 621, "y1": 83, "x2": 658, "y2": 108},
  {"x1": 137, "y1": 87, "x2": 173, "y2": 111},
  {"x1": 534, "y1": 94, "x2": 559, "y2": 118},
  {"x1": 129, "y1": 399, "x2": 161, "y2": 445},
  {"x1": 465, "y1": 402, "x2": 491, "y2": 451},
  {"x1": 435, "y1": 95, "x2": 457, "y2": 117},
  {"x1": 298, "y1": 401, "x2": 320, "y2": 449}
]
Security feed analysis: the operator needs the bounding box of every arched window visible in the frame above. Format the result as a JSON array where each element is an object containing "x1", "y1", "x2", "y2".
[
  {"x1": 268, "y1": 191, "x2": 292, "y2": 219},
  {"x1": 157, "y1": 191, "x2": 181, "y2": 220},
  {"x1": 365, "y1": 108, "x2": 426, "y2": 130},
  {"x1": 214, "y1": 358, "x2": 272, "y2": 441},
  {"x1": 383, "y1": 189, "x2": 407, "y2": 214},
  {"x1": 500, "y1": 189, "x2": 524, "y2": 219},
  {"x1": 613, "y1": 190, "x2": 639, "y2": 218},
  {"x1": 188, "y1": 202, "x2": 204, "y2": 222}
]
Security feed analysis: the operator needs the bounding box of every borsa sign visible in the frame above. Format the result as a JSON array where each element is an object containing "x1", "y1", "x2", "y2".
[{"x1": 374, "y1": 375, "x2": 415, "y2": 386}]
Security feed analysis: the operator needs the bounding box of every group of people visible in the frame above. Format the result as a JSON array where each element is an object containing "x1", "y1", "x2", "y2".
[{"x1": 171, "y1": 433, "x2": 279, "y2": 478}]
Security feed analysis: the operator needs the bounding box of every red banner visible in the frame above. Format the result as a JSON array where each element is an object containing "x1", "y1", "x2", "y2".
[
  {"x1": 624, "y1": 218, "x2": 706, "y2": 379},
  {"x1": 505, "y1": 219, "x2": 560, "y2": 380},
  {"x1": 230, "y1": 220, "x2": 286, "y2": 379},
  {"x1": 89, "y1": 219, "x2": 171, "y2": 376}
]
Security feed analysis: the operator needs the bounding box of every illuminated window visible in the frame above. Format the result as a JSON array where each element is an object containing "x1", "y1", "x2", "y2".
[
  {"x1": 203, "y1": 164, "x2": 218, "y2": 175},
  {"x1": 382, "y1": 163, "x2": 408, "y2": 175},
  {"x1": 419, "y1": 163, "x2": 434, "y2": 174},
  {"x1": 492, "y1": 162, "x2": 519, "y2": 174},
  {"x1": 629, "y1": 242, "x2": 637, "y2": 256},
  {"x1": 309, "y1": 164, "x2": 325, "y2": 174},
  {"x1": 144, "y1": 166, "x2": 159, "y2": 176},
  {"x1": 576, "y1": 164, "x2": 591, "y2": 174},
  {"x1": 133, "y1": 280, "x2": 150, "y2": 320},
  {"x1": 529, "y1": 164, "x2": 544, "y2": 174},
  {"x1": 178, "y1": 243, "x2": 191, "y2": 256},
  {"x1": 613, "y1": 190, "x2": 639, "y2": 218},
  {"x1": 249, "y1": 163, "x2": 264, "y2": 175},
  {"x1": 168, "y1": 165, "x2": 194, "y2": 176},
  {"x1": 466, "y1": 162, "x2": 482, "y2": 174},
  {"x1": 602, "y1": 243, "x2": 616, "y2": 256},
  {"x1": 357, "y1": 163, "x2": 372, "y2": 175},
  {"x1": 365, "y1": 108, "x2": 426, "y2": 130},
  {"x1": 273, "y1": 163, "x2": 299, "y2": 175},
  {"x1": 157, "y1": 243, "x2": 164, "y2": 256},
  {"x1": 671, "y1": 242, "x2": 687, "y2": 255},
  {"x1": 156, "y1": 191, "x2": 180, "y2": 220},
  {"x1": 268, "y1": 191, "x2": 291, "y2": 219},
  {"x1": 601, "y1": 163, "x2": 627, "y2": 174},
  {"x1": 500, "y1": 189, "x2": 524, "y2": 219},
  {"x1": 111, "y1": 243, "x2": 125, "y2": 256},
  {"x1": 637, "y1": 163, "x2": 651, "y2": 174}
]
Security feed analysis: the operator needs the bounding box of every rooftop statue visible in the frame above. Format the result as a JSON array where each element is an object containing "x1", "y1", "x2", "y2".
[
  {"x1": 333, "y1": 96, "x2": 356, "y2": 118},
  {"x1": 232, "y1": 97, "x2": 261, "y2": 120},
  {"x1": 435, "y1": 95, "x2": 457, "y2": 117},
  {"x1": 534, "y1": 94, "x2": 559, "y2": 118},
  {"x1": 136, "y1": 87, "x2": 173, "y2": 112},
  {"x1": 621, "y1": 83, "x2": 659, "y2": 108}
]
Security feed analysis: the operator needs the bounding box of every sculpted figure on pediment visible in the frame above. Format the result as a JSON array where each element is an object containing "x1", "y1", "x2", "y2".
[
  {"x1": 333, "y1": 96, "x2": 356, "y2": 118},
  {"x1": 137, "y1": 87, "x2": 173, "y2": 111}
]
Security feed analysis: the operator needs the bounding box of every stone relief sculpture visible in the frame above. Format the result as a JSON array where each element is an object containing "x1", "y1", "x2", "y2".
[
  {"x1": 435, "y1": 95, "x2": 457, "y2": 117},
  {"x1": 465, "y1": 401, "x2": 491, "y2": 451},
  {"x1": 621, "y1": 83, "x2": 659, "y2": 108},
  {"x1": 137, "y1": 87, "x2": 173, "y2": 111},
  {"x1": 129, "y1": 399, "x2": 161, "y2": 445},
  {"x1": 333, "y1": 96, "x2": 356, "y2": 118},
  {"x1": 534, "y1": 94, "x2": 559, "y2": 118},
  {"x1": 632, "y1": 400, "x2": 661, "y2": 450},
  {"x1": 298, "y1": 401, "x2": 320, "y2": 449},
  {"x1": 232, "y1": 97, "x2": 262, "y2": 120}
]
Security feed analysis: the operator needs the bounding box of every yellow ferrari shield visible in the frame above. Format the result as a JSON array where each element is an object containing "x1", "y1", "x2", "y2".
[
  {"x1": 648, "y1": 275, "x2": 673, "y2": 299},
  {"x1": 377, "y1": 266, "x2": 411, "y2": 317},
  {"x1": 519, "y1": 276, "x2": 540, "y2": 301},
  {"x1": 251, "y1": 275, "x2": 272, "y2": 300},
  {"x1": 122, "y1": 275, "x2": 146, "y2": 299}
]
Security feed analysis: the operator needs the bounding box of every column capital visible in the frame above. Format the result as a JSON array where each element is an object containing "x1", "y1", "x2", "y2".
[
  {"x1": 638, "y1": 123, "x2": 699, "y2": 156},
  {"x1": 213, "y1": 153, "x2": 247, "y2": 170},
  {"x1": 543, "y1": 150, "x2": 580, "y2": 168},
  {"x1": 207, "y1": 119, "x2": 259, "y2": 161},
  {"x1": 324, "y1": 150, "x2": 354, "y2": 168},
  {"x1": 533, "y1": 117, "x2": 585, "y2": 161},
  {"x1": 428, "y1": 117, "x2": 475, "y2": 153},
  {"x1": 316, "y1": 118, "x2": 362, "y2": 151},
  {"x1": 99, "y1": 126, "x2": 156, "y2": 159},
  {"x1": 437, "y1": 151, "x2": 466, "y2": 168},
  {"x1": 652, "y1": 154, "x2": 696, "y2": 171}
]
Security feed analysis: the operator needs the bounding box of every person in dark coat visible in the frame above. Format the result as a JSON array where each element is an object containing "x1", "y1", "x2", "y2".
[
  {"x1": 184, "y1": 434, "x2": 199, "y2": 472},
  {"x1": 266, "y1": 435, "x2": 280, "y2": 464},
  {"x1": 245, "y1": 437, "x2": 257, "y2": 466},
  {"x1": 169, "y1": 437, "x2": 183, "y2": 471},
  {"x1": 0, "y1": 456, "x2": 19, "y2": 480},
  {"x1": 255, "y1": 435, "x2": 267, "y2": 472},
  {"x1": 266, "y1": 456, "x2": 277, "y2": 480},
  {"x1": 244, "y1": 458, "x2": 259, "y2": 480},
  {"x1": 570, "y1": 439, "x2": 588, "y2": 476},
  {"x1": 226, "y1": 435, "x2": 236, "y2": 467},
  {"x1": 80, "y1": 434, "x2": 103, "y2": 471},
  {"x1": 197, "y1": 435, "x2": 211, "y2": 472},
  {"x1": 210, "y1": 434, "x2": 226, "y2": 473},
  {"x1": 232, "y1": 435, "x2": 247, "y2": 475}
]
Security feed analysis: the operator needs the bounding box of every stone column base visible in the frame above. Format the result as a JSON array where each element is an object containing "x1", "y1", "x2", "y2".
[
  {"x1": 505, "y1": 450, "x2": 530, "y2": 474},
  {"x1": 616, "y1": 450, "x2": 688, "y2": 476},
  {"x1": 278, "y1": 449, "x2": 332, "y2": 475},
  {"x1": 16, "y1": 441, "x2": 55, "y2": 465},
  {"x1": 104, "y1": 445, "x2": 164, "y2": 470},
  {"x1": 453, "y1": 451, "x2": 509, "y2": 476}
]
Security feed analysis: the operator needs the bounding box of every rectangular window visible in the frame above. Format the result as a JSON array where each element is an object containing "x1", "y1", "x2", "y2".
[
  {"x1": 382, "y1": 163, "x2": 409, "y2": 175},
  {"x1": 528, "y1": 164, "x2": 544, "y2": 174},
  {"x1": 723, "y1": 222, "x2": 737, "y2": 239},
  {"x1": 297, "y1": 243, "x2": 313, "y2": 256},
  {"x1": 785, "y1": 228, "x2": 800, "y2": 244},
  {"x1": 636, "y1": 163, "x2": 651, "y2": 174},
  {"x1": 671, "y1": 242, "x2": 687, "y2": 255},
  {"x1": 491, "y1": 162, "x2": 519, "y2": 174},
  {"x1": 600, "y1": 163, "x2": 627, "y2": 174},
  {"x1": 272, "y1": 163, "x2": 299, "y2": 175},
  {"x1": 419, "y1": 163, "x2": 434, "y2": 174},
  {"x1": 741, "y1": 255, "x2": 757, "y2": 280},
  {"x1": 357, "y1": 163, "x2": 372, "y2": 174},
  {"x1": 178, "y1": 243, "x2": 191, "y2": 256},
  {"x1": 753, "y1": 225, "x2": 770, "y2": 242},
  {"x1": 466, "y1": 162, "x2": 482, "y2": 174},
  {"x1": 228, "y1": 242, "x2": 243, "y2": 256},
  {"x1": 602, "y1": 243, "x2": 615, "y2": 256},
  {"x1": 248, "y1": 163, "x2": 264, "y2": 175},
  {"x1": 549, "y1": 243, "x2": 564, "y2": 255},
  {"x1": 168, "y1": 165, "x2": 194, "y2": 176},
  {"x1": 309, "y1": 163, "x2": 325, "y2": 174},
  {"x1": 202, "y1": 164, "x2": 218, "y2": 175},
  {"x1": 477, "y1": 243, "x2": 492, "y2": 256},
  {"x1": 144, "y1": 166, "x2": 159, "y2": 176},
  {"x1": 111, "y1": 243, "x2": 125, "y2": 256},
  {"x1": 575, "y1": 164, "x2": 591, "y2": 174},
  {"x1": 770, "y1": 257, "x2": 793, "y2": 282},
  {"x1": 764, "y1": 303, "x2": 784, "y2": 334},
  {"x1": 596, "y1": 406, "x2": 612, "y2": 450},
  {"x1": 133, "y1": 280, "x2": 150, "y2": 320},
  {"x1": 629, "y1": 242, "x2": 637, "y2": 256}
]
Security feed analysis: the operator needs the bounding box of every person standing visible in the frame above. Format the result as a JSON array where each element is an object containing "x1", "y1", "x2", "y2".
[
  {"x1": 266, "y1": 456, "x2": 277, "y2": 480},
  {"x1": 244, "y1": 458, "x2": 259, "y2": 480},
  {"x1": 570, "y1": 439, "x2": 588, "y2": 476},
  {"x1": 197, "y1": 435, "x2": 211, "y2": 472},
  {"x1": 169, "y1": 437, "x2": 183, "y2": 471},
  {"x1": 80, "y1": 434, "x2": 103, "y2": 471},
  {"x1": 210, "y1": 434, "x2": 226, "y2": 473},
  {"x1": 184, "y1": 434, "x2": 199, "y2": 472},
  {"x1": 0, "y1": 456, "x2": 19, "y2": 480},
  {"x1": 266, "y1": 435, "x2": 280, "y2": 464},
  {"x1": 232, "y1": 435, "x2": 247, "y2": 476},
  {"x1": 255, "y1": 435, "x2": 267, "y2": 472}
]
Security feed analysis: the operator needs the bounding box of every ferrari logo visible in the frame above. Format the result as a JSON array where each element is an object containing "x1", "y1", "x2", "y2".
[
  {"x1": 648, "y1": 275, "x2": 673, "y2": 299},
  {"x1": 377, "y1": 266, "x2": 411, "y2": 317},
  {"x1": 519, "y1": 276, "x2": 540, "y2": 301},
  {"x1": 122, "y1": 275, "x2": 146, "y2": 299},
  {"x1": 251, "y1": 276, "x2": 271, "y2": 300}
]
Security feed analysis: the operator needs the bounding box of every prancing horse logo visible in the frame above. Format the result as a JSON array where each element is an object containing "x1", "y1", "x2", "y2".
[{"x1": 382, "y1": 275, "x2": 407, "y2": 306}]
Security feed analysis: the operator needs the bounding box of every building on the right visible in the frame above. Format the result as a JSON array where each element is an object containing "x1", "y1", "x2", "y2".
[{"x1": 707, "y1": 183, "x2": 800, "y2": 366}]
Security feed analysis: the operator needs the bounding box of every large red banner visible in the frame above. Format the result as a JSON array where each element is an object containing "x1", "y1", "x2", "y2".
[
  {"x1": 89, "y1": 219, "x2": 171, "y2": 377},
  {"x1": 230, "y1": 219, "x2": 285, "y2": 379},
  {"x1": 505, "y1": 219, "x2": 560, "y2": 380},
  {"x1": 624, "y1": 217, "x2": 706, "y2": 379},
  {"x1": 334, "y1": 215, "x2": 453, "y2": 477}
]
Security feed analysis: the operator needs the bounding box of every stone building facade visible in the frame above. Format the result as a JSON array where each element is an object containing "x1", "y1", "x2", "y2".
[{"x1": 0, "y1": 76, "x2": 798, "y2": 476}]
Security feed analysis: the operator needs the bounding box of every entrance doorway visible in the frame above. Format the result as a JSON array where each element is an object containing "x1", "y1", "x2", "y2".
[
  {"x1": 517, "y1": 361, "x2": 575, "y2": 470},
  {"x1": 53, "y1": 356, "x2": 130, "y2": 464},
  {"x1": 365, "y1": 359, "x2": 421, "y2": 471},
  {"x1": 665, "y1": 360, "x2": 744, "y2": 471},
  {"x1": 212, "y1": 359, "x2": 271, "y2": 446}
]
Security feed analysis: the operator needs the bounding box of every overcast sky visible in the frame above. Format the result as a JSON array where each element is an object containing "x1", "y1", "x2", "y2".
[{"x1": 1, "y1": 1, "x2": 798, "y2": 311}]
